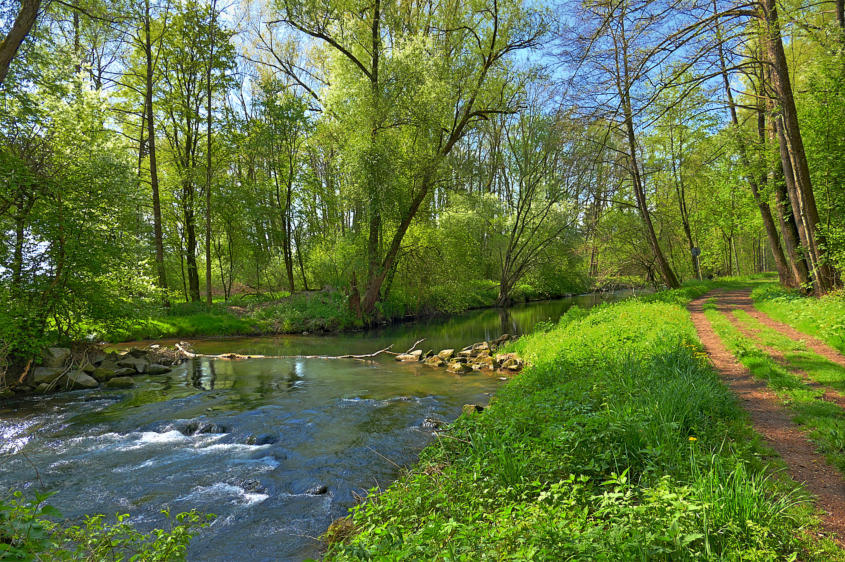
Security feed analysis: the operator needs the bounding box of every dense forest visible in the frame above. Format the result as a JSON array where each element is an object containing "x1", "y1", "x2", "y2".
[{"x1": 1, "y1": 0, "x2": 842, "y2": 362}]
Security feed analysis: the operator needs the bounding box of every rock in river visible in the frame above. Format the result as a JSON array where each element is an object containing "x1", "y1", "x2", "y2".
[{"x1": 105, "y1": 376, "x2": 134, "y2": 389}]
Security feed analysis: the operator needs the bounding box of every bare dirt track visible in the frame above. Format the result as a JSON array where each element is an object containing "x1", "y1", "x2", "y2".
[{"x1": 688, "y1": 289, "x2": 845, "y2": 548}]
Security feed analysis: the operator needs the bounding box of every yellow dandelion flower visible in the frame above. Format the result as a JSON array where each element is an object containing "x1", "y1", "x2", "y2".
[{"x1": 689, "y1": 437, "x2": 697, "y2": 442}]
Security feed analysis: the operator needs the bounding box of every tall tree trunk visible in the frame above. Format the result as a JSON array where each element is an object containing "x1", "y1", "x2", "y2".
[
  {"x1": 204, "y1": 0, "x2": 217, "y2": 306},
  {"x1": 183, "y1": 180, "x2": 200, "y2": 302},
  {"x1": 144, "y1": 0, "x2": 168, "y2": 304},
  {"x1": 0, "y1": 0, "x2": 40, "y2": 86},
  {"x1": 614, "y1": 16, "x2": 679, "y2": 288},
  {"x1": 621, "y1": 101, "x2": 679, "y2": 288},
  {"x1": 714, "y1": 2, "x2": 791, "y2": 284},
  {"x1": 761, "y1": 0, "x2": 836, "y2": 292}
]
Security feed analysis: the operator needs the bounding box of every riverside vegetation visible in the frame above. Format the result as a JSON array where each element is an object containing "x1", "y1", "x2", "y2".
[{"x1": 324, "y1": 282, "x2": 845, "y2": 560}]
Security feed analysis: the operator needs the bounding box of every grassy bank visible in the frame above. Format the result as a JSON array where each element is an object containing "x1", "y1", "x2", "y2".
[
  {"x1": 753, "y1": 284, "x2": 845, "y2": 353},
  {"x1": 324, "y1": 283, "x2": 840, "y2": 560},
  {"x1": 96, "y1": 281, "x2": 585, "y2": 343}
]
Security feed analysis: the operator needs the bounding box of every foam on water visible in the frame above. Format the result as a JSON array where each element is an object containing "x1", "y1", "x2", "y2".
[{"x1": 177, "y1": 482, "x2": 269, "y2": 506}]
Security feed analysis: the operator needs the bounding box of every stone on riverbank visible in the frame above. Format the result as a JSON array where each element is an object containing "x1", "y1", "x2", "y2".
[
  {"x1": 395, "y1": 350, "x2": 423, "y2": 362},
  {"x1": 448, "y1": 361, "x2": 473, "y2": 374},
  {"x1": 42, "y1": 347, "x2": 71, "y2": 368},
  {"x1": 91, "y1": 367, "x2": 116, "y2": 382},
  {"x1": 437, "y1": 349, "x2": 455, "y2": 360},
  {"x1": 147, "y1": 363, "x2": 171, "y2": 375},
  {"x1": 65, "y1": 370, "x2": 99, "y2": 389},
  {"x1": 33, "y1": 367, "x2": 63, "y2": 384},
  {"x1": 117, "y1": 357, "x2": 149, "y2": 374},
  {"x1": 105, "y1": 376, "x2": 134, "y2": 388}
]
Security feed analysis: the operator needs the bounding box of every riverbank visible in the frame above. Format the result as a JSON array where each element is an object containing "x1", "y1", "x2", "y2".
[
  {"x1": 324, "y1": 281, "x2": 844, "y2": 559},
  {"x1": 95, "y1": 281, "x2": 592, "y2": 343}
]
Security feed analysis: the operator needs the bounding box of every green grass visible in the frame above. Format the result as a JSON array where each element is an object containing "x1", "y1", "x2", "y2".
[
  {"x1": 753, "y1": 284, "x2": 845, "y2": 354},
  {"x1": 325, "y1": 284, "x2": 839, "y2": 560},
  {"x1": 731, "y1": 309, "x2": 845, "y2": 400},
  {"x1": 706, "y1": 308, "x2": 845, "y2": 475}
]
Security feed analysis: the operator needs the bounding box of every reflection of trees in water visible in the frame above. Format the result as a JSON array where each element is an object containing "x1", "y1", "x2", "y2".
[
  {"x1": 188, "y1": 359, "x2": 217, "y2": 390},
  {"x1": 498, "y1": 308, "x2": 514, "y2": 335},
  {"x1": 284, "y1": 363, "x2": 302, "y2": 391},
  {"x1": 190, "y1": 359, "x2": 203, "y2": 389}
]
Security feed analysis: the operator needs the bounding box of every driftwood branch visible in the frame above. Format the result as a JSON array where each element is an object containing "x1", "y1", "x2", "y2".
[{"x1": 175, "y1": 342, "x2": 397, "y2": 361}]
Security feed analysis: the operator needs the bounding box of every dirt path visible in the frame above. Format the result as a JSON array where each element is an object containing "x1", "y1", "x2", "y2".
[
  {"x1": 717, "y1": 302, "x2": 845, "y2": 411},
  {"x1": 688, "y1": 290, "x2": 845, "y2": 547},
  {"x1": 731, "y1": 293, "x2": 845, "y2": 370}
]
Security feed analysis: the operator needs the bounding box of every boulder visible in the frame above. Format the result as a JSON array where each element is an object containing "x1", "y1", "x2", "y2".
[
  {"x1": 493, "y1": 334, "x2": 511, "y2": 346},
  {"x1": 65, "y1": 370, "x2": 99, "y2": 390},
  {"x1": 32, "y1": 367, "x2": 63, "y2": 385},
  {"x1": 447, "y1": 362, "x2": 472, "y2": 374},
  {"x1": 79, "y1": 362, "x2": 96, "y2": 374},
  {"x1": 472, "y1": 341, "x2": 490, "y2": 352},
  {"x1": 88, "y1": 350, "x2": 107, "y2": 366},
  {"x1": 127, "y1": 348, "x2": 148, "y2": 358},
  {"x1": 437, "y1": 349, "x2": 455, "y2": 360},
  {"x1": 458, "y1": 349, "x2": 476, "y2": 358},
  {"x1": 42, "y1": 347, "x2": 71, "y2": 369},
  {"x1": 117, "y1": 357, "x2": 149, "y2": 374},
  {"x1": 462, "y1": 404, "x2": 484, "y2": 416},
  {"x1": 91, "y1": 367, "x2": 116, "y2": 382},
  {"x1": 424, "y1": 356, "x2": 445, "y2": 368},
  {"x1": 474, "y1": 356, "x2": 495, "y2": 370},
  {"x1": 395, "y1": 350, "x2": 423, "y2": 362},
  {"x1": 306, "y1": 485, "x2": 328, "y2": 495},
  {"x1": 105, "y1": 376, "x2": 134, "y2": 389},
  {"x1": 113, "y1": 367, "x2": 137, "y2": 377},
  {"x1": 502, "y1": 358, "x2": 523, "y2": 372},
  {"x1": 147, "y1": 364, "x2": 171, "y2": 375}
]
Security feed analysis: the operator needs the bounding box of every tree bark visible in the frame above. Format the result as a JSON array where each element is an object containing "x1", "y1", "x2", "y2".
[
  {"x1": 183, "y1": 179, "x2": 200, "y2": 302},
  {"x1": 0, "y1": 0, "x2": 40, "y2": 86},
  {"x1": 205, "y1": 0, "x2": 217, "y2": 306},
  {"x1": 144, "y1": 0, "x2": 168, "y2": 304},
  {"x1": 714, "y1": 2, "x2": 791, "y2": 284},
  {"x1": 615, "y1": 12, "x2": 679, "y2": 288},
  {"x1": 761, "y1": 0, "x2": 836, "y2": 292}
]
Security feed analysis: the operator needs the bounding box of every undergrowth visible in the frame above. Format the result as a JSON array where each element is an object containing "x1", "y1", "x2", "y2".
[
  {"x1": 325, "y1": 285, "x2": 838, "y2": 560},
  {"x1": 0, "y1": 490, "x2": 211, "y2": 560}
]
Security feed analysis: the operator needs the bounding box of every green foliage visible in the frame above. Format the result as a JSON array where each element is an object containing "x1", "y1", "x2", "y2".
[
  {"x1": 0, "y1": 490, "x2": 211, "y2": 560},
  {"x1": 327, "y1": 291, "x2": 836, "y2": 560}
]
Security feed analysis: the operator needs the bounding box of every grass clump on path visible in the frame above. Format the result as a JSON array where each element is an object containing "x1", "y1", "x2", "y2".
[
  {"x1": 753, "y1": 284, "x2": 845, "y2": 354},
  {"x1": 326, "y1": 286, "x2": 837, "y2": 560}
]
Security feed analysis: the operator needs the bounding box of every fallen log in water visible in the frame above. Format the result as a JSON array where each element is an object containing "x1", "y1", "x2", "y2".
[{"x1": 174, "y1": 338, "x2": 426, "y2": 362}]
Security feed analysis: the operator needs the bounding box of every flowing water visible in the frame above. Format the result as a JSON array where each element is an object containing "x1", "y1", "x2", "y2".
[{"x1": 0, "y1": 292, "x2": 639, "y2": 561}]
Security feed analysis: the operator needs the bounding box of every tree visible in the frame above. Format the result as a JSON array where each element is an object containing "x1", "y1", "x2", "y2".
[
  {"x1": 158, "y1": 0, "x2": 233, "y2": 302},
  {"x1": 573, "y1": 0, "x2": 682, "y2": 288},
  {"x1": 0, "y1": 0, "x2": 41, "y2": 86}
]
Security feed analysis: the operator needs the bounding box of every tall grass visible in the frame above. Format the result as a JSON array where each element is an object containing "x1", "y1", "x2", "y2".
[{"x1": 327, "y1": 291, "x2": 838, "y2": 560}]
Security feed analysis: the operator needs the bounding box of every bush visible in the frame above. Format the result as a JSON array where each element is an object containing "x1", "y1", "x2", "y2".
[{"x1": 0, "y1": 490, "x2": 211, "y2": 560}]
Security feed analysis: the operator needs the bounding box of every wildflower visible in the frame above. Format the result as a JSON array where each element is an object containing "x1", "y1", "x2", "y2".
[{"x1": 689, "y1": 436, "x2": 697, "y2": 442}]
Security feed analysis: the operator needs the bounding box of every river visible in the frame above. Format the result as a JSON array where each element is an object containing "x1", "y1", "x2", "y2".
[{"x1": 0, "y1": 291, "x2": 639, "y2": 560}]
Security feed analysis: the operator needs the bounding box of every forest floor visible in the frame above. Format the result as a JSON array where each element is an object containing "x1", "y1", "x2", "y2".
[{"x1": 689, "y1": 288, "x2": 845, "y2": 547}]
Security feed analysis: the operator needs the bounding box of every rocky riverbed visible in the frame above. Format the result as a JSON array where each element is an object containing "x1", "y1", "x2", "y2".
[{"x1": 1, "y1": 345, "x2": 182, "y2": 399}]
